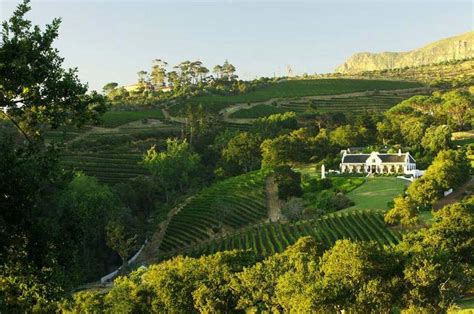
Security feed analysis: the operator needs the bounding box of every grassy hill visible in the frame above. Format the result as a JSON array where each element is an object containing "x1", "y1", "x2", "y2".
[{"x1": 168, "y1": 79, "x2": 422, "y2": 116}]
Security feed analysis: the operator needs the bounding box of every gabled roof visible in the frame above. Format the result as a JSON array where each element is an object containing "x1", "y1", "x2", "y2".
[
  {"x1": 341, "y1": 152, "x2": 416, "y2": 164},
  {"x1": 342, "y1": 154, "x2": 370, "y2": 163},
  {"x1": 378, "y1": 154, "x2": 406, "y2": 163}
]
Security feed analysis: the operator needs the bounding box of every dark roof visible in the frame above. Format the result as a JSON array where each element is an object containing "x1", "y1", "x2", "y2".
[
  {"x1": 342, "y1": 153, "x2": 416, "y2": 164},
  {"x1": 342, "y1": 154, "x2": 370, "y2": 163},
  {"x1": 378, "y1": 154, "x2": 406, "y2": 163}
]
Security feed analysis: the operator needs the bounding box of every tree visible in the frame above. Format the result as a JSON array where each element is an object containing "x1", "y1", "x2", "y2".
[
  {"x1": 441, "y1": 90, "x2": 473, "y2": 131},
  {"x1": 221, "y1": 132, "x2": 262, "y2": 174},
  {"x1": 102, "y1": 82, "x2": 119, "y2": 95},
  {"x1": 57, "y1": 173, "x2": 123, "y2": 282},
  {"x1": 385, "y1": 196, "x2": 419, "y2": 226},
  {"x1": 183, "y1": 104, "x2": 217, "y2": 145},
  {"x1": 261, "y1": 135, "x2": 296, "y2": 168},
  {"x1": 385, "y1": 149, "x2": 471, "y2": 226},
  {"x1": 150, "y1": 59, "x2": 168, "y2": 88},
  {"x1": 329, "y1": 124, "x2": 368, "y2": 148},
  {"x1": 106, "y1": 221, "x2": 138, "y2": 269},
  {"x1": 422, "y1": 200, "x2": 474, "y2": 263},
  {"x1": 0, "y1": 0, "x2": 106, "y2": 140},
  {"x1": 232, "y1": 237, "x2": 321, "y2": 312},
  {"x1": 252, "y1": 112, "x2": 298, "y2": 138},
  {"x1": 212, "y1": 65, "x2": 223, "y2": 79},
  {"x1": 142, "y1": 139, "x2": 200, "y2": 201},
  {"x1": 222, "y1": 60, "x2": 236, "y2": 80},
  {"x1": 273, "y1": 165, "x2": 303, "y2": 201},
  {"x1": 421, "y1": 125, "x2": 451, "y2": 153},
  {"x1": 137, "y1": 70, "x2": 149, "y2": 88},
  {"x1": 319, "y1": 240, "x2": 398, "y2": 312}
]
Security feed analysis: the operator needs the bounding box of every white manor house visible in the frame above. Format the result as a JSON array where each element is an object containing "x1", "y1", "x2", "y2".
[{"x1": 340, "y1": 150, "x2": 417, "y2": 175}]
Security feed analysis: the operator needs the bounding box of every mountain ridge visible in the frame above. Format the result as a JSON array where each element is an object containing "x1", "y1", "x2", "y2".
[{"x1": 336, "y1": 31, "x2": 474, "y2": 73}]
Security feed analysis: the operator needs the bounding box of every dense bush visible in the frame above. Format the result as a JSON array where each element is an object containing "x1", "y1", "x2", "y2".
[{"x1": 274, "y1": 165, "x2": 303, "y2": 201}]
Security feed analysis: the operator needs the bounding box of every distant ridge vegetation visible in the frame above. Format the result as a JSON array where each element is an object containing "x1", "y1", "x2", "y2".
[{"x1": 336, "y1": 31, "x2": 474, "y2": 73}]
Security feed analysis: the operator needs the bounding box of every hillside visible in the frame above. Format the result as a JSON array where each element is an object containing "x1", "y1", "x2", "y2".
[
  {"x1": 343, "y1": 58, "x2": 474, "y2": 84},
  {"x1": 168, "y1": 78, "x2": 423, "y2": 117},
  {"x1": 336, "y1": 31, "x2": 474, "y2": 73}
]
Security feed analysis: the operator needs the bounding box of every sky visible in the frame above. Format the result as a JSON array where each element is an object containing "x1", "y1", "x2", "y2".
[{"x1": 1, "y1": 0, "x2": 473, "y2": 91}]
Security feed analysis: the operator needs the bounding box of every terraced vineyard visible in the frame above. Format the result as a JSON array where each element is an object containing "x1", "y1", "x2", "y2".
[
  {"x1": 281, "y1": 94, "x2": 412, "y2": 114},
  {"x1": 168, "y1": 79, "x2": 423, "y2": 116},
  {"x1": 180, "y1": 210, "x2": 400, "y2": 258},
  {"x1": 60, "y1": 152, "x2": 148, "y2": 184},
  {"x1": 160, "y1": 170, "x2": 269, "y2": 253}
]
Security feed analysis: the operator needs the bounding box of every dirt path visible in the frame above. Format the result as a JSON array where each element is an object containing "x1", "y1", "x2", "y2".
[
  {"x1": 162, "y1": 107, "x2": 186, "y2": 124},
  {"x1": 218, "y1": 87, "x2": 429, "y2": 121},
  {"x1": 136, "y1": 196, "x2": 195, "y2": 264},
  {"x1": 266, "y1": 175, "x2": 283, "y2": 222},
  {"x1": 433, "y1": 177, "x2": 473, "y2": 210}
]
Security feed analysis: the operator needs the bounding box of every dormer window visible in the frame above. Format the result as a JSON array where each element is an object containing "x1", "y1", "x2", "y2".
[{"x1": 372, "y1": 159, "x2": 376, "y2": 163}]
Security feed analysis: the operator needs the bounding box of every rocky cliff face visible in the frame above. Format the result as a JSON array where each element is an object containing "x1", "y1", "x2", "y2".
[{"x1": 336, "y1": 31, "x2": 474, "y2": 73}]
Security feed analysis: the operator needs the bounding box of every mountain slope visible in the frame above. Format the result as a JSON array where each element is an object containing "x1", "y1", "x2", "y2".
[{"x1": 336, "y1": 31, "x2": 474, "y2": 73}]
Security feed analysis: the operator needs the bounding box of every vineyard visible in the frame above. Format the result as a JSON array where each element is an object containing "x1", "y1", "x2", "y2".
[
  {"x1": 282, "y1": 94, "x2": 409, "y2": 114},
  {"x1": 58, "y1": 122, "x2": 181, "y2": 184},
  {"x1": 228, "y1": 93, "x2": 422, "y2": 119},
  {"x1": 60, "y1": 151, "x2": 148, "y2": 184},
  {"x1": 167, "y1": 79, "x2": 423, "y2": 116},
  {"x1": 173, "y1": 210, "x2": 400, "y2": 259},
  {"x1": 159, "y1": 170, "x2": 270, "y2": 253}
]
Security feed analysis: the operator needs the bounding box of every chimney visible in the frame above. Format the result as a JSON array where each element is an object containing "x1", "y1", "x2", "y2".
[{"x1": 398, "y1": 149, "x2": 401, "y2": 156}]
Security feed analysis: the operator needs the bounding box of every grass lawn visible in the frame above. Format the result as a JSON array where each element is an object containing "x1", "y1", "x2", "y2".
[
  {"x1": 331, "y1": 177, "x2": 366, "y2": 193},
  {"x1": 450, "y1": 296, "x2": 474, "y2": 313},
  {"x1": 294, "y1": 164, "x2": 366, "y2": 194},
  {"x1": 345, "y1": 177, "x2": 408, "y2": 211},
  {"x1": 102, "y1": 109, "x2": 165, "y2": 128},
  {"x1": 229, "y1": 104, "x2": 287, "y2": 119}
]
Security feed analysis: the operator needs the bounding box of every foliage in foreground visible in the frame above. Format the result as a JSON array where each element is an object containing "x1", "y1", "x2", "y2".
[{"x1": 63, "y1": 197, "x2": 473, "y2": 313}]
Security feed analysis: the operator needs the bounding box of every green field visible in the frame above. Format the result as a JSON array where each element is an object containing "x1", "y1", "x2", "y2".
[
  {"x1": 178, "y1": 210, "x2": 400, "y2": 259},
  {"x1": 101, "y1": 109, "x2": 165, "y2": 128},
  {"x1": 345, "y1": 177, "x2": 407, "y2": 211},
  {"x1": 160, "y1": 170, "x2": 270, "y2": 253},
  {"x1": 169, "y1": 79, "x2": 422, "y2": 115},
  {"x1": 228, "y1": 104, "x2": 287, "y2": 119}
]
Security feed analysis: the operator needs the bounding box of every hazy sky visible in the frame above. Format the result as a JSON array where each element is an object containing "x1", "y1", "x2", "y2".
[{"x1": 1, "y1": 0, "x2": 473, "y2": 91}]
